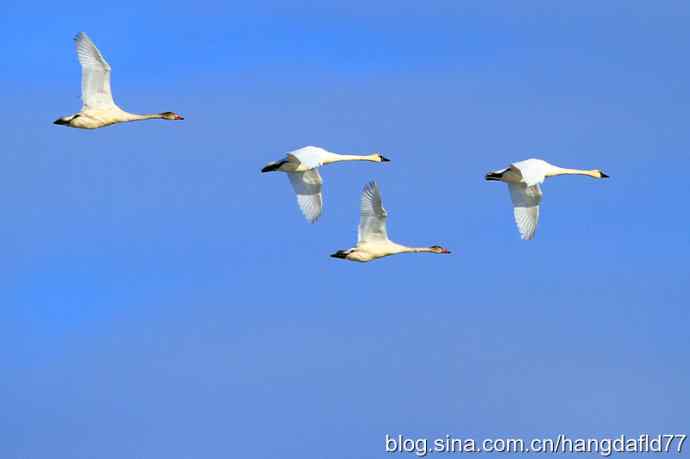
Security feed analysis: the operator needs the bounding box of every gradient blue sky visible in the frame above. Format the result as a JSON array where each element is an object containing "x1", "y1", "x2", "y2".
[{"x1": 2, "y1": 1, "x2": 689, "y2": 458}]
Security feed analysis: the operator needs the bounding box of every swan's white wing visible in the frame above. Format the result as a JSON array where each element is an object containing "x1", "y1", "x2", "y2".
[
  {"x1": 74, "y1": 32, "x2": 117, "y2": 110},
  {"x1": 358, "y1": 181, "x2": 389, "y2": 244},
  {"x1": 287, "y1": 146, "x2": 330, "y2": 169},
  {"x1": 508, "y1": 183, "x2": 542, "y2": 240},
  {"x1": 512, "y1": 159, "x2": 550, "y2": 187},
  {"x1": 287, "y1": 169, "x2": 323, "y2": 223}
]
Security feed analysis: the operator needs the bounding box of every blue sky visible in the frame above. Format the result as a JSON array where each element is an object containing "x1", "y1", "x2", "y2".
[{"x1": 1, "y1": 1, "x2": 689, "y2": 458}]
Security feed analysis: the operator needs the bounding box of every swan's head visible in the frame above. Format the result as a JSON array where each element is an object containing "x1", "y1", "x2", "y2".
[
  {"x1": 261, "y1": 160, "x2": 288, "y2": 173},
  {"x1": 330, "y1": 250, "x2": 350, "y2": 259},
  {"x1": 160, "y1": 112, "x2": 184, "y2": 121},
  {"x1": 372, "y1": 153, "x2": 390, "y2": 162},
  {"x1": 330, "y1": 249, "x2": 370, "y2": 262},
  {"x1": 53, "y1": 115, "x2": 78, "y2": 125},
  {"x1": 429, "y1": 245, "x2": 451, "y2": 254},
  {"x1": 594, "y1": 169, "x2": 609, "y2": 179}
]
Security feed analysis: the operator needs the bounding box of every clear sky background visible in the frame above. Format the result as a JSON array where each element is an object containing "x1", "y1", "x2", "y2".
[{"x1": 1, "y1": 1, "x2": 689, "y2": 458}]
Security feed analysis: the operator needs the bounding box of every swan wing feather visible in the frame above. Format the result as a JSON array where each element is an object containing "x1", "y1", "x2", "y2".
[
  {"x1": 287, "y1": 169, "x2": 323, "y2": 223},
  {"x1": 512, "y1": 159, "x2": 550, "y2": 186},
  {"x1": 508, "y1": 183, "x2": 542, "y2": 240},
  {"x1": 358, "y1": 181, "x2": 389, "y2": 243},
  {"x1": 287, "y1": 146, "x2": 330, "y2": 169},
  {"x1": 74, "y1": 32, "x2": 117, "y2": 110}
]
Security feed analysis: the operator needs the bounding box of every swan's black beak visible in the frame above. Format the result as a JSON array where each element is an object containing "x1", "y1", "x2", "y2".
[
  {"x1": 380, "y1": 156, "x2": 391, "y2": 162},
  {"x1": 330, "y1": 250, "x2": 348, "y2": 259},
  {"x1": 485, "y1": 172, "x2": 503, "y2": 181},
  {"x1": 53, "y1": 118, "x2": 68, "y2": 125},
  {"x1": 261, "y1": 163, "x2": 280, "y2": 173},
  {"x1": 600, "y1": 171, "x2": 610, "y2": 178},
  {"x1": 262, "y1": 159, "x2": 289, "y2": 173}
]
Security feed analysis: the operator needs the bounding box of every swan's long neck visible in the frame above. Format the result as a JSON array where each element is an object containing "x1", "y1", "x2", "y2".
[
  {"x1": 123, "y1": 113, "x2": 165, "y2": 122},
  {"x1": 322, "y1": 153, "x2": 380, "y2": 165},
  {"x1": 547, "y1": 167, "x2": 600, "y2": 178},
  {"x1": 400, "y1": 246, "x2": 436, "y2": 254}
]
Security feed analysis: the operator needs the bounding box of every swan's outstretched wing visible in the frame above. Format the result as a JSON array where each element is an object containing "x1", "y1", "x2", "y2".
[
  {"x1": 358, "y1": 181, "x2": 389, "y2": 244},
  {"x1": 508, "y1": 183, "x2": 542, "y2": 240},
  {"x1": 287, "y1": 169, "x2": 323, "y2": 223},
  {"x1": 287, "y1": 146, "x2": 330, "y2": 169},
  {"x1": 512, "y1": 159, "x2": 550, "y2": 187},
  {"x1": 74, "y1": 32, "x2": 117, "y2": 110}
]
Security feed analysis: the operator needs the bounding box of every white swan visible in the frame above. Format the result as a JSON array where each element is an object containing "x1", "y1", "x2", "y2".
[
  {"x1": 54, "y1": 32, "x2": 184, "y2": 129},
  {"x1": 486, "y1": 158, "x2": 609, "y2": 240},
  {"x1": 330, "y1": 181, "x2": 451, "y2": 262},
  {"x1": 261, "y1": 146, "x2": 390, "y2": 223}
]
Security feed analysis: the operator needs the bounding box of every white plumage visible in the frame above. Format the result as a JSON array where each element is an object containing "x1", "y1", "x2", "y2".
[
  {"x1": 358, "y1": 181, "x2": 389, "y2": 244},
  {"x1": 287, "y1": 169, "x2": 323, "y2": 223},
  {"x1": 330, "y1": 182, "x2": 451, "y2": 262},
  {"x1": 486, "y1": 158, "x2": 609, "y2": 240},
  {"x1": 261, "y1": 146, "x2": 390, "y2": 223},
  {"x1": 75, "y1": 32, "x2": 117, "y2": 111},
  {"x1": 54, "y1": 32, "x2": 184, "y2": 129},
  {"x1": 509, "y1": 183, "x2": 542, "y2": 240}
]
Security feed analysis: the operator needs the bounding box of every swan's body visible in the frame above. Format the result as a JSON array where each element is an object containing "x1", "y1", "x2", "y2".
[
  {"x1": 261, "y1": 146, "x2": 390, "y2": 223},
  {"x1": 54, "y1": 33, "x2": 184, "y2": 129},
  {"x1": 486, "y1": 158, "x2": 609, "y2": 240},
  {"x1": 330, "y1": 182, "x2": 450, "y2": 262}
]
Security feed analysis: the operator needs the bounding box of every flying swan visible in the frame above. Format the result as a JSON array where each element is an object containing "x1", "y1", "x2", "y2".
[
  {"x1": 330, "y1": 181, "x2": 451, "y2": 262},
  {"x1": 54, "y1": 32, "x2": 184, "y2": 129},
  {"x1": 486, "y1": 158, "x2": 609, "y2": 240},
  {"x1": 261, "y1": 146, "x2": 390, "y2": 223}
]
